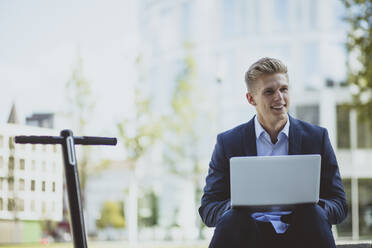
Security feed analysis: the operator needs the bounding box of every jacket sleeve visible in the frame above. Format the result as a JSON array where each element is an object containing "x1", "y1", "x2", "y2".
[
  {"x1": 199, "y1": 134, "x2": 231, "y2": 227},
  {"x1": 319, "y1": 129, "x2": 348, "y2": 225}
]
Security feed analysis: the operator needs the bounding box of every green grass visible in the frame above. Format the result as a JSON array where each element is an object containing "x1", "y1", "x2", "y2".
[{"x1": 0, "y1": 244, "x2": 71, "y2": 248}]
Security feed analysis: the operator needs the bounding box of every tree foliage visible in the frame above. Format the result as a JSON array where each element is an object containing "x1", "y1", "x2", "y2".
[
  {"x1": 65, "y1": 54, "x2": 95, "y2": 197},
  {"x1": 163, "y1": 48, "x2": 210, "y2": 180},
  {"x1": 117, "y1": 89, "x2": 163, "y2": 166},
  {"x1": 96, "y1": 201, "x2": 125, "y2": 229},
  {"x1": 66, "y1": 55, "x2": 95, "y2": 133},
  {"x1": 341, "y1": 0, "x2": 372, "y2": 122}
]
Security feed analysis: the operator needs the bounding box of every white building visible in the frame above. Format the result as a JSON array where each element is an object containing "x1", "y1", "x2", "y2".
[{"x1": 0, "y1": 123, "x2": 63, "y2": 242}]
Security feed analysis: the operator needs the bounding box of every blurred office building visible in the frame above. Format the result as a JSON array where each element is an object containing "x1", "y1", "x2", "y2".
[
  {"x1": 136, "y1": 0, "x2": 372, "y2": 240},
  {"x1": 0, "y1": 104, "x2": 63, "y2": 243},
  {"x1": 85, "y1": 161, "x2": 130, "y2": 240}
]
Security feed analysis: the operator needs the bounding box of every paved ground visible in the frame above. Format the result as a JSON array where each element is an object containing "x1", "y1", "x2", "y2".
[
  {"x1": 0, "y1": 241, "x2": 208, "y2": 248},
  {"x1": 1, "y1": 240, "x2": 371, "y2": 248}
]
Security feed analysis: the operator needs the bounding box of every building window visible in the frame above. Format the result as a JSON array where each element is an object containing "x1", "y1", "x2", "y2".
[
  {"x1": 336, "y1": 105, "x2": 351, "y2": 149},
  {"x1": 221, "y1": 0, "x2": 235, "y2": 37},
  {"x1": 308, "y1": 0, "x2": 318, "y2": 30},
  {"x1": 0, "y1": 156, "x2": 3, "y2": 168},
  {"x1": 8, "y1": 137, "x2": 14, "y2": 150},
  {"x1": 220, "y1": 0, "x2": 247, "y2": 37},
  {"x1": 19, "y1": 159, "x2": 25, "y2": 170},
  {"x1": 42, "y1": 201, "x2": 46, "y2": 214},
  {"x1": 8, "y1": 156, "x2": 14, "y2": 171},
  {"x1": 296, "y1": 105, "x2": 320, "y2": 125},
  {"x1": 30, "y1": 200, "x2": 35, "y2": 212},
  {"x1": 357, "y1": 119, "x2": 372, "y2": 149},
  {"x1": 42, "y1": 161, "x2": 46, "y2": 172},
  {"x1": 0, "y1": 177, "x2": 3, "y2": 190},
  {"x1": 32, "y1": 144, "x2": 36, "y2": 151},
  {"x1": 332, "y1": 0, "x2": 347, "y2": 29},
  {"x1": 19, "y1": 179, "x2": 25, "y2": 191},
  {"x1": 0, "y1": 135, "x2": 3, "y2": 147},
  {"x1": 274, "y1": 0, "x2": 289, "y2": 31},
  {"x1": 8, "y1": 178, "x2": 14, "y2": 191},
  {"x1": 180, "y1": 1, "x2": 191, "y2": 42},
  {"x1": 53, "y1": 145, "x2": 57, "y2": 153},
  {"x1": 337, "y1": 179, "x2": 352, "y2": 236},
  {"x1": 0, "y1": 198, "x2": 3, "y2": 211},
  {"x1": 16, "y1": 198, "x2": 24, "y2": 212},
  {"x1": 31, "y1": 160, "x2": 36, "y2": 171},
  {"x1": 42, "y1": 181, "x2": 46, "y2": 192},
  {"x1": 359, "y1": 179, "x2": 372, "y2": 237},
  {"x1": 52, "y1": 182, "x2": 56, "y2": 192},
  {"x1": 7, "y1": 198, "x2": 15, "y2": 211},
  {"x1": 31, "y1": 180, "x2": 35, "y2": 191},
  {"x1": 303, "y1": 42, "x2": 320, "y2": 85},
  {"x1": 324, "y1": 43, "x2": 347, "y2": 83}
]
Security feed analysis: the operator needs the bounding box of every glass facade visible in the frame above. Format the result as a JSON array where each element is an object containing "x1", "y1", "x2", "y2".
[
  {"x1": 357, "y1": 119, "x2": 372, "y2": 149},
  {"x1": 337, "y1": 179, "x2": 352, "y2": 236},
  {"x1": 335, "y1": 178, "x2": 372, "y2": 239},
  {"x1": 332, "y1": 0, "x2": 347, "y2": 29},
  {"x1": 303, "y1": 42, "x2": 320, "y2": 86},
  {"x1": 220, "y1": 0, "x2": 246, "y2": 37},
  {"x1": 358, "y1": 178, "x2": 372, "y2": 238},
  {"x1": 180, "y1": 1, "x2": 191, "y2": 42},
  {"x1": 274, "y1": 0, "x2": 289, "y2": 31},
  {"x1": 336, "y1": 104, "x2": 372, "y2": 149},
  {"x1": 308, "y1": 0, "x2": 318, "y2": 30},
  {"x1": 336, "y1": 105, "x2": 351, "y2": 149},
  {"x1": 295, "y1": 104, "x2": 320, "y2": 125}
]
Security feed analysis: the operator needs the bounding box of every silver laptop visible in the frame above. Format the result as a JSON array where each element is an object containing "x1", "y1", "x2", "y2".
[{"x1": 230, "y1": 154, "x2": 321, "y2": 211}]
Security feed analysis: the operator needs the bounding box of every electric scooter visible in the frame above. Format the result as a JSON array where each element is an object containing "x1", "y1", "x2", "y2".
[{"x1": 15, "y1": 129, "x2": 117, "y2": 248}]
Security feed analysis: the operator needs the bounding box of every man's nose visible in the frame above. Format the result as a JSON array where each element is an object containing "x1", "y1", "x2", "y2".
[{"x1": 274, "y1": 90, "x2": 283, "y2": 101}]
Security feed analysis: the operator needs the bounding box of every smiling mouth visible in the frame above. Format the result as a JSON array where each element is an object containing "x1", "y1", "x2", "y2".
[{"x1": 271, "y1": 105, "x2": 286, "y2": 110}]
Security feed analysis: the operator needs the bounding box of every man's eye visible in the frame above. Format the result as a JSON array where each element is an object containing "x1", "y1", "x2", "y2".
[
  {"x1": 265, "y1": 90, "x2": 274, "y2": 94},
  {"x1": 281, "y1": 88, "x2": 288, "y2": 92}
]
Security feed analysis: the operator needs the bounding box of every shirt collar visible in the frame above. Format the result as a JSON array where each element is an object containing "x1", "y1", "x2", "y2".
[{"x1": 254, "y1": 115, "x2": 290, "y2": 140}]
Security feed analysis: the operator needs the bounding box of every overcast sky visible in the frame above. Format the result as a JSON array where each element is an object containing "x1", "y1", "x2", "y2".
[{"x1": 0, "y1": 0, "x2": 139, "y2": 135}]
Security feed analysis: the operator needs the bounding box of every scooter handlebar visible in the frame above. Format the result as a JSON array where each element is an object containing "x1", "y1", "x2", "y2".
[
  {"x1": 14, "y1": 135, "x2": 117, "y2": 146},
  {"x1": 74, "y1": 136, "x2": 117, "y2": 146}
]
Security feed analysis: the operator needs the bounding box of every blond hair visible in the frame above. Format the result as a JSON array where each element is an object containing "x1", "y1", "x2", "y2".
[{"x1": 245, "y1": 57, "x2": 288, "y2": 92}]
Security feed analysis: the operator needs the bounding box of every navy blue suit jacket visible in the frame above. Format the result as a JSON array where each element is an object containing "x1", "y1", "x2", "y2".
[{"x1": 199, "y1": 115, "x2": 348, "y2": 227}]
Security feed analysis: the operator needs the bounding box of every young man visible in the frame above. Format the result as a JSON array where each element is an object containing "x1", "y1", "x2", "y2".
[{"x1": 199, "y1": 57, "x2": 348, "y2": 248}]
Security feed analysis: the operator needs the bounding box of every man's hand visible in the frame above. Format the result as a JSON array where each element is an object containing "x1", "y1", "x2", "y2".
[{"x1": 281, "y1": 202, "x2": 325, "y2": 224}]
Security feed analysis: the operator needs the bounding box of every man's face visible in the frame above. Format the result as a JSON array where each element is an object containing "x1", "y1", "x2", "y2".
[{"x1": 246, "y1": 73, "x2": 290, "y2": 125}]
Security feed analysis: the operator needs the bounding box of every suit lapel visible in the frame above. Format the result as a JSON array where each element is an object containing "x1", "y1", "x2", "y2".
[
  {"x1": 243, "y1": 116, "x2": 257, "y2": 156},
  {"x1": 243, "y1": 115, "x2": 301, "y2": 156},
  {"x1": 288, "y1": 115, "x2": 302, "y2": 155}
]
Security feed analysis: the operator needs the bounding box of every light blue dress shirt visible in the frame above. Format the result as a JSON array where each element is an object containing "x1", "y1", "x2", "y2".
[{"x1": 251, "y1": 115, "x2": 291, "y2": 234}]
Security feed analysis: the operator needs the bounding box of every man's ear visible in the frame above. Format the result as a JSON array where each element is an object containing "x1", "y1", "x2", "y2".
[{"x1": 246, "y1": 92, "x2": 256, "y2": 106}]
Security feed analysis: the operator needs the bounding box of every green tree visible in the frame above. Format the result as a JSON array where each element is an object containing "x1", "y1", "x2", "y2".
[
  {"x1": 117, "y1": 89, "x2": 163, "y2": 165},
  {"x1": 164, "y1": 50, "x2": 206, "y2": 178},
  {"x1": 163, "y1": 47, "x2": 215, "y2": 238},
  {"x1": 117, "y1": 87, "x2": 163, "y2": 244},
  {"x1": 341, "y1": 0, "x2": 372, "y2": 123},
  {"x1": 65, "y1": 53, "x2": 95, "y2": 203},
  {"x1": 96, "y1": 201, "x2": 125, "y2": 229}
]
